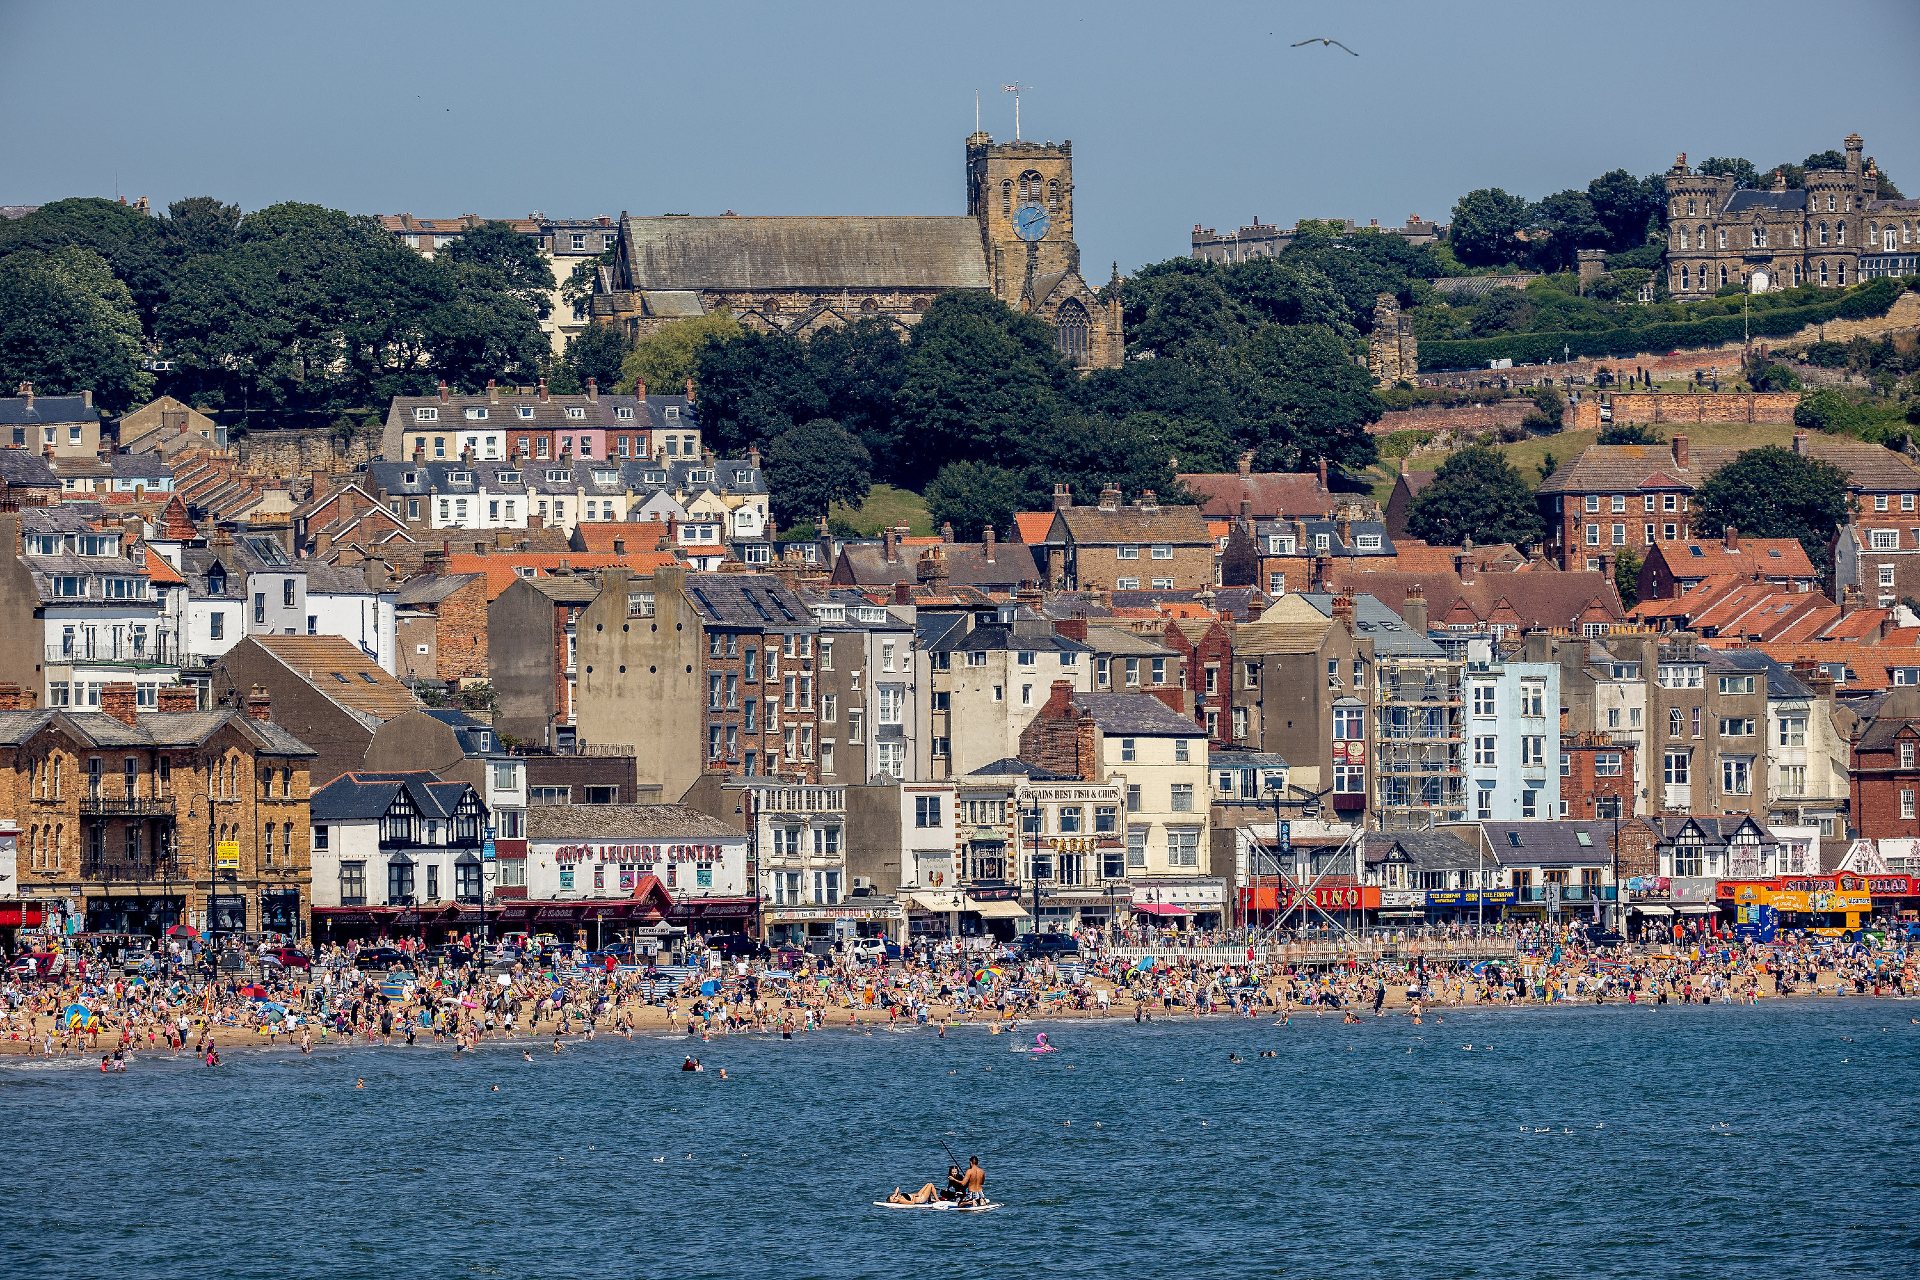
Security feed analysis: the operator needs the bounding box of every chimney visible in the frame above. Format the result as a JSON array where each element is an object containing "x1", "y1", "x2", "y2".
[
  {"x1": 538, "y1": 378, "x2": 550, "y2": 403},
  {"x1": 1054, "y1": 617, "x2": 1088, "y2": 642},
  {"x1": 0, "y1": 682, "x2": 34, "y2": 711},
  {"x1": 1723, "y1": 525, "x2": 1738, "y2": 551},
  {"x1": 81, "y1": 389, "x2": 92, "y2": 411},
  {"x1": 1238, "y1": 498, "x2": 1253, "y2": 528},
  {"x1": 437, "y1": 380, "x2": 449, "y2": 404},
  {"x1": 1401, "y1": 586, "x2": 1428, "y2": 634},
  {"x1": 685, "y1": 376, "x2": 696, "y2": 403},
  {"x1": 1454, "y1": 550, "x2": 1478, "y2": 585},
  {"x1": 1098, "y1": 484, "x2": 1121, "y2": 512},
  {"x1": 585, "y1": 377, "x2": 598, "y2": 402},
  {"x1": 940, "y1": 522, "x2": 954, "y2": 544},
  {"x1": 1336, "y1": 514, "x2": 1352, "y2": 548},
  {"x1": 636, "y1": 379, "x2": 647, "y2": 400},
  {"x1": 1317, "y1": 457, "x2": 1330, "y2": 491},
  {"x1": 1148, "y1": 686, "x2": 1188, "y2": 717},
  {"x1": 1309, "y1": 554, "x2": 1330, "y2": 593},
  {"x1": 1331, "y1": 591, "x2": 1356, "y2": 632},
  {"x1": 1792, "y1": 429, "x2": 1809, "y2": 457},
  {"x1": 881, "y1": 527, "x2": 898, "y2": 564},
  {"x1": 16, "y1": 382, "x2": 32, "y2": 407},
  {"x1": 1041, "y1": 679, "x2": 1076, "y2": 718},
  {"x1": 486, "y1": 379, "x2": 498, "y2": 403},
  {"x1": 1237, "y1": 451, "x2": 1254, "y2": 478},
  {"x1": 1052, "y1": 483, "x2": 1073, "y2": 511},
  {"x1": 1671, "y1": 434, "x2": 1690, "y2": 469},
  {"x1": 1137, "y1": 489, "x2": 1159, "y2": 512},
  {"x1": 246, "y1": 684, "x2": 273, "y2": 723},
  {"x1": 747, "y1": 444, "x2": 761, "y2": 472},
  {"x1": 156, "y1": 685, "x2": 198, "y2": 713},
  {"x1": 892, "y1": 580, "x2": 912, "y2": 605},
  {"x1": 983, "y1": 526, "x2": 996, "y2": 563},
  {"x1": 100, "y1": 682, "x2": 138, "y2": 726}
]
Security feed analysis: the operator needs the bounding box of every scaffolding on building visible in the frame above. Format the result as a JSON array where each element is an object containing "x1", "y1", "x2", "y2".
[{"x1": 1375, "y1": 655, "x2": 1465, "y2": 829}]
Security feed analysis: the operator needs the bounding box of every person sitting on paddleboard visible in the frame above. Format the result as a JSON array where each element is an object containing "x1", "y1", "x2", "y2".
[{"x1": 888, "y1": 1166, "x2": 962, "y2": 1205}]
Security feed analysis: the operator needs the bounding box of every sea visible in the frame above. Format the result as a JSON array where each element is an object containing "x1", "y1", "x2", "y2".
[{"x1": 1, "y1": 999, "x2": 1915, "y2": 1279}]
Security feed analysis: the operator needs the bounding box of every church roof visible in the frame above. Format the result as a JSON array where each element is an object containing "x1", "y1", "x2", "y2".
[
  {"x1": 618, "y1": 216, "x2": 991, "y2": 291},
  {"x1": 1724, "y1": 190, "x2": 1807, "y2": 214}
]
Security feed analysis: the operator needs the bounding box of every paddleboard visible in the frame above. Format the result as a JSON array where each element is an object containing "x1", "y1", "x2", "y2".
[{"x1": 872, "y1": 1200, "x2": 1001, "y2": 1213}]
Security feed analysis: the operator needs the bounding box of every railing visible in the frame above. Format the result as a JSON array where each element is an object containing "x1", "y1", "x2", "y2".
[
  {"x1": 47, "y1": 634, "x2": 182, "y2": 666},
  {"x1": 79, "y1": 792, "x2": 177, "y2": 816},
  {"x1": 81, "y1": 855, "x2": 184, "y2": 882},
  {"x1": 1105, "y1": 938, "x2": 1519, "y2": 966}
]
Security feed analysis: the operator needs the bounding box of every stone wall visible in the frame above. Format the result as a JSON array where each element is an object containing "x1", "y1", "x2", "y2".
[
  {"x1": 237, "y1": 426, "x2": 375, "y2": 481},
  {"x1": 1370, "y1": 400, "x2": 1534, "y2": 438},
  {"x1": 1566, "y1": 391, "x2": 1801, "y2": 431},
  {"x1": 1366, "y1": 293, "x2": 1418, "y2": 386}
]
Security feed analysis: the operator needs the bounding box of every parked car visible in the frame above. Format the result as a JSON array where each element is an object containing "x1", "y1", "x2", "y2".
[
  {"x1": 422, "y1": 944, "x2": 474, "y2": 968},
  {"x1": 847, "y1": 936, "x2": 903, "y2": 961},
  {"x1": 266, "y1": 946, "x2": 314, "y2": 970},
  {"x1": 352, "y1": 947, "x2": 412, "y2": 971},
  {"x1": 1017, "y1": 932, "x2": 1081, "y2": 959}
]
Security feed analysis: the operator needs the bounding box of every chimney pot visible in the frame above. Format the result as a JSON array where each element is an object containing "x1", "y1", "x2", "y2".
[
  {"x1": 486, "y1": 378, "x2": 498, "y2": 403},
  {"x1": 1236, "y1": 451, "x2": 1254, "y2": 478},
  {"x1": 246, "y1": 684, "x2": 273, "y2": 723},
  {"x1": 1052, "y1": 483, "x2": 1073, "y2": 511}
]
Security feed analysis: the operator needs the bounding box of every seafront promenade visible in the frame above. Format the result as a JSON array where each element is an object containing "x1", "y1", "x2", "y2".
[{"x1": 1105, "y1": 938, "x2": 1520, "y2": 968}]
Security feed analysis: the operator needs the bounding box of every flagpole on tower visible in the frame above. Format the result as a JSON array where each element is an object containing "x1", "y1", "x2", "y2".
[{"x1": 1001, "y1": 83, "x2": 1030, "y2": 140}]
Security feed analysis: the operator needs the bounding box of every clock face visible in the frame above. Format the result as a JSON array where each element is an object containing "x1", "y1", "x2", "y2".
[{"x1": 1013, "y1": 202, "x2": 1051, "y2": 243}]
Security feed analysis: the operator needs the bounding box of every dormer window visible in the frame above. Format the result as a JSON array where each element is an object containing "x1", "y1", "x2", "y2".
[
  {"x1": 592, "y1": 469, "x2": 618, "y2": 485},
  {"x1": 545, "y1": 469, "x2": 570, "y2": 483},
  {"x1": 496, "y1": 470, "x2": 520, "y2": 485},
  {"x1": 1357, "y1": 534, "x2": 1382, "y2": 551},
  {"x1": 464, "y1": 407, "x2": 488, "y2": 420},
  {"x1": 447, "y1": 471, "x2": 471, "y2": 485},
  {"x1": 414, "y1": 407, "x2": 439, "y2": 421},
  {"x1": 616, "y1": 406, "x2": 634, "y2": 420},
  {"x1": 566, "y1": 407, "x2": 586, "y2": 420},
  {"x1": 664, "y1": 406, "x2": 680, "y2": 421},
  {"x1": 1314, "y1": 534, "x2": 1331, "y2": 550},
  {"x1": 517, "y1": 406, "x2": 535, "y2": 420},
  {"x1": 403, "y1": 471, "x2": 419, "y2": 485}
]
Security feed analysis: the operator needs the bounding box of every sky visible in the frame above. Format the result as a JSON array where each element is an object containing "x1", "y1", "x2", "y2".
[{"x1": 4, "y1": 0, "x2": 1917, "y2": 273}]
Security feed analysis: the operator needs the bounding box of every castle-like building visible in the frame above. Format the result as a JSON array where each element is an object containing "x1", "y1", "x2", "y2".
[
  {"x1": 589, "y1": 132, "x2": 1123, "y2": 368},
  {"x1": 1664, "y1": 132, "x2": 1920, "y2": 295}
]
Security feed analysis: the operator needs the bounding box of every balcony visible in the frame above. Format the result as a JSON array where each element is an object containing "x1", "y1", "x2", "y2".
[
  {"x1": 81, "y1": 855, "x2": 184, "y2": 883},
  {"x1": 1522, "y1": 885, "x2": 1617, "y2": 903},
  {"x1": 47, "y1": 632, "x2": 182, "y2": 667},
  {"x1": 79, "y1": 791, "x2": 177, "y2": 817}
]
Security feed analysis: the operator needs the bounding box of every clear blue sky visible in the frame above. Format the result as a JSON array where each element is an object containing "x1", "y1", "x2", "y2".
[{"x1": 4, "y1": 0, "x2": 1916, "y2": 272}]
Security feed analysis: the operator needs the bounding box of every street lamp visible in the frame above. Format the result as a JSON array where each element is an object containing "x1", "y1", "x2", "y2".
[{"x1": 1025, "y1": 794, "x2": 1043, "y2": 936}]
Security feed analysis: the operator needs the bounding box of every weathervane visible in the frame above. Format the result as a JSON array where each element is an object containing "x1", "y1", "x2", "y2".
[{"x1": 1001, "y1": 83, "x2": 1030, "y2": 140}]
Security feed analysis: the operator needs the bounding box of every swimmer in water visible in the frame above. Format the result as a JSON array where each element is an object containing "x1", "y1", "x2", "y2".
[{"x1": 355, "y1": 1078, "x2": 365, "y2": 1089}]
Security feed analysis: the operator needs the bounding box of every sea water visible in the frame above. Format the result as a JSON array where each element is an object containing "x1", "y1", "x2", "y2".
[{"x1": 2, "y1": 1000, "x2": 1915, "y2": 1279}]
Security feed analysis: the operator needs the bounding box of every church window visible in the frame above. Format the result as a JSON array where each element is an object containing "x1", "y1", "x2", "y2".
[
  {"x1": 1890, "y1": 228, "x2": 1901, "y2": 253},
  {"x1": 1047, "y1": 178, "x2": 1060, "y2": 210},
  {"x1": 1818, "y1": 222, "x2": 1829, "y2": 245},
  {"x1": 1000, "y1": 180, "x2": 1012, "y2": 215},
  {"x1": 1793, "y1": 262, "x2": 1803, "y2": 286},
  {"x1": 1696, "y1": 224, "x2": 1706, "y2": 247},
  {"x1": 1055, "y1": 298, "x2": 1091, "y2": 367},
  {"x1": 1751, "y1": 223, "x2": 1766, "y2": 248},
  {"x1": 1869, "y1": 222, "x2": 1878, "y2": 242},
  {"x1": 1791, "y1": 226, "x2": 1800, "y2": 247}
]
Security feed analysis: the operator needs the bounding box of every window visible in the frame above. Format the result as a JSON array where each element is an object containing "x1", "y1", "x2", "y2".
[
  {"x1": 1778, "y1": 716, "x2": 1806, "y2": 748},
  {"x1": 1333, "y1": 763, "x2": 1364, "y2": 794},
  {"x1": 1116, "y1": 544, "x2": 1139, "y2": 560},
  {"x1": 1333, "y1": 705, "x2": 1364, "y2": 740},
  {"x1": 1595, "y1": 753, "x2": 1623, "y2": 777},
  {"x1": 1150, "y1": 544, "x2": 1173, "y2": 560},
  {"x1": 1471, "y1": 685, "x2": 1496, "y2": 717},
  {"x1": 915, "y1": 795, "x2": 943, "y2": 828},
  {"x1": 1721, "y1": 756, "x2": 1752, "y2": 796},
  {"x1": 1717, "y1": 674, "x2": 1756, "y2": 696},
  {"x1": 1473, "y1": 735, "x2": 1497, "y2": 768},
  {"x1": 1167, "y1": 828, "x2": 1200, "y2": 868},
  {"x1": 1521, "y1": 788, "x2": 1540, "y2": 819},
  {"x1": 1719, "y1": 717, "x2": 1754, "y2": 737},
  {"x1": 1902, "y1": 741, "x2": 1917, "y2": 769},
  {"x1": 1520, "y1": 681, "x2": 1545, "y2": 717},
  {"x1": 1870, "y1": 529, "x2": 1898, "y2": 550},
  {"x1": 1170, "y1": 784, "x2": 1194, "y2": 813},
  {"x1": 1521, "y1": 736, "x2": 1545, "y2": 768},
  {"x1": 1663, "y1": 750, "x2": 1691, "y2": 786},
  {"x1": 1126, "y1": 784, "x2": 1142, "y2": 813},
  {"x1": 1126, "y1": 827, "x2": 1147, "y2": 868},
  {"x1": 339, "y1": 862, "x2": 366, "y2": 906}
]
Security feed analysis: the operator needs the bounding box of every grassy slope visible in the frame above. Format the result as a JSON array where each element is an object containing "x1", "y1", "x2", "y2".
[
  {"x1": 1368, "y1": 421, "x2": 1801, "y2": 506},
  {"x1": 831, "y1": 483, "x2": 933, "y2": 536}
]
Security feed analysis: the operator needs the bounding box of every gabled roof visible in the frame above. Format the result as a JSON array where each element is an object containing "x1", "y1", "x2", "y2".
[
  {"x1": 0, "y1": 447, "x2": 60, "y2": 489},
  {"x1": 1067, "y1": 691, "x2": 1198, "y2": 737},
  {"x1": 1047, "y1": 505, "x2": 1212, "y2": 546},
  {"x1": 1646, "y1": 536, "x2": 1817, "y2": 582},
  {"x1": 1176, "y1": 471, "x2": 1335, "y2": 520},
  {"x1": 311, "y1": 770, "x2": 473, "y2": 822},
  {"x1": 682, "y1": 572, "x2": 814, "y2": 629},
  {"x1": 1325, "y1": 565, "x2": 1624, "y2": 632},
  {"x1": 618, "y1": 214, "x2": 991, "y2": 291},
  {"x1": 0, "y1": 393, "x2": 93, "y2": 426},
  {"x1": 1476, "y1": 821, "x2": 1611, "y2": 867},
  {"x1": 0, "y1": 706, "x2": 312, "y2": 756},
  {"x1": 243, "y1": 635, "x2": 423, "y2": 728}
]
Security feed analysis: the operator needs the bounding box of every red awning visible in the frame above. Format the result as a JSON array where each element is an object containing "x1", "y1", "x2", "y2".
[{"x1": 1132, "y1": 902, "x2": 1192, "y2": 917}]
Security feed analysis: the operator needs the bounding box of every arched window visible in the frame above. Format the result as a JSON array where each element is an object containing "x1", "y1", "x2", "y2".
[
  {"x1": 1791, "y1": 226, "x2": 1800, "y2": 247},
  {"x1": 1718, "y1": 264, "x2": 1728, "y2": 287},
  {"x1": 1696, "y1": 224, "x2": 1706, "y2": 248},
  {"x1": 1679, "y1": 266, "x2": 1689, "y2": 291},
  {"x1": 1837, "y1": 260, "x2": 1847, "y2": 286},
  {"x1": 1676, "y1": 228, "x2": 1689, "y2": 250},
  {"x1": 1686, "y1": 197, "x2": 1697, "y2": 216},
  {"x1": 1836, "y1": 222, "x2": 1846, "y2": 245},
  {"x1": 1752, "y1": 223, "x2": 1766, "y2": 248},
  {"x1": 1000, "y1": 180, "x2": 1011, "y2": 215},
  {"x1": 1716, "y1": 228, "x2": 1727, "y2": 249},
  {"x1": 1793, "y1": 262, "x2": 1804, "y2": 286},
  {"x1": 1019, "y1": 170, "x2": 1044, "y2": 205},
  {"x1": 1890, "y1": 228, "x2": 1901, "y2": 253},
  {"x1": 1054, "y1": 298, "x2": 1091, "y2": 366},
  {"x1": 1820, "y1": 260, "x2": 1830, "y2": 285},
  {"x1": 1818, "y1": 222, "x2": 1829, "y2": 245}
]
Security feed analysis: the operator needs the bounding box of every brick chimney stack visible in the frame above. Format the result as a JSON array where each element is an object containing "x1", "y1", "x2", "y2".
[
  {"x1": 1331, "y1": 591, "x2": 1356, "y2": 632},
  {"x1": 437, "y1": 380, "x2": 450, "y2": 404},
  {"x1": 1052, "y1": 483, "x2": 1073, "y2": 511},
  {"x1": 157, "y1": 685, "x2": 198, "y2": 713},
  {"x1": 1317, "y1": 457, "x2": 1330, "y2": 491},
  {"x1": 940, "y1": 522, "x2": 954, "y2": 544},
  {"x1": 983, "y1": 526, "x2": 996, "y2": 563},
  {"x1": 747, "y1": 445, "x2": 761, "y2": 472},
  {"x1": 1401, "y1": 586, "x2": 1428, "y2": 634},
  {"x1": 538, "y1": 378, "x2": 550, "y2": 403},
  {"x1": 882, "y1": 527, "x2": 898, "y2": 564},
  {"x1": 892, "y1": 580, "x2": 911, "y2": 605},
  {"x1": 1672, "y1": 434, "x2": 1690, "y2": 469},
  {"x1": 1723, "y1": 525, "x2": 1739, "y2": 551},
  {"x1": 1137, "y1": 489, "x2": 1159, "y2": 512},
  {"x1": 100, "y1": 682, "x2": 138, "y2": 726},
  {"x1": 16, "y1": 381, "x2": 33, "y2": 408},
  {"x1": 1237, "y1": 451, "x2": 1254, "y2": 478},
  {"x1": 0, "y1": 682, "x2": 35, "y2": 711},
  {"x1": 246, "y1": 684, "x2": 273, "y2": 722},
  {"x1": 585, "y1": 377, "x2": 598, "y2": 402},
  {"x1": 1098, "y1": 484, "x2": 1121, "y2": 512},
  {"x1": 486, "y1": 378, "x2": 498, "y2": 403}
]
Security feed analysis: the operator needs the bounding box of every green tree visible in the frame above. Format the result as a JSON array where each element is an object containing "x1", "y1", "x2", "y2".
[
  {"x1": 443, "y1": 221, "x2": 555, "y2": 318},
  {"x1": 162, "y1": 196, "x2": 242, "y2": 260},
  {"x1": 692, "y1": 327, "x2": 829, "y2": 454},
  {"x1": 924, "y1": 461, "x2": 1032, "y2": 540},
  {"x1": 1694, "y1": 446, "x2": 1851, "y2": 580},
  {"x1": 0, "y1": 196, "x2": 169, "y2": 321},
  {"x1": 1124, "y1": 268, "x2": 1242, "y2": 362},
  {"x1": 1448, "y1": 188, "x2": 1530, "y2": 267},
  {"x1": 896, "y1": 291, "x2": 1071, "y2": 487},
  {"x1": 1224, "y1": 324, "x2": 1380, "y2": 473},
  {"x1": 1405, "y1": 445, "x2": 1544, "y2": 547},
  {"x1": 618, "y1": 312, "x2": 741, "y2": 396},
  {"x1": 555, "y1": 323, "x2": 631, "y2": 393},
  {"x1": 1598, "y1": 422, "x2": 1660, "y2": 445},
  {"x1": 1525, "y1": 384, "x2": 1567, "y2": 432},
  {"x1": 1801, "y1": 149, "x2": 1848, "y2": 174},
  {"x1": 1697, "y1": 157, "x2": 1761, "y2": 189},
  {"x1": 1586, "y1": 169, "x2": 1665, "y2": 250},
  {"x1": 806, "y1": 318, "x2": 908, "y2": 475},
  {"x1": 0, "y1": 247, "x2": 153, "y2": 412},
  {"x1": 1526, "y1": 190, "x2": 1604, "y2": 272},
  {"x1": 1795, "y1": 387, "x2": 1878, "y2": 435},
  {"x1": 762, "y1": 418, "x2": 873, "y2": 528},
  {"x1": 1613, "y1": 547, "x2": 1643, "y2": 607}
]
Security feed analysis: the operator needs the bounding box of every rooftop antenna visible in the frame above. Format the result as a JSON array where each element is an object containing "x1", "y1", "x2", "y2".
[{"x1": 1001, "y1": 83, "x2": 1030, "y2": 140}]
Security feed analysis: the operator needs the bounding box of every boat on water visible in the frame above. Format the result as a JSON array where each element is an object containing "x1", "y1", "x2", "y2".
[{"x1": 872, "y1": 1199, "x2": 1000, "y2": 1213}]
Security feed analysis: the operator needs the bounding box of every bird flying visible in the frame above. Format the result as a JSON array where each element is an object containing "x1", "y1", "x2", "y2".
[{"x1": 1292, "y1": 37, "x2": 1358, "y2": 55}]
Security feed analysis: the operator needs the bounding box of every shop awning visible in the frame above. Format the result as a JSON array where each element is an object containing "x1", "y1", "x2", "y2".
[
  {"x1": 1634, "y1": 905, "x2": 1675, "y2": 917},
  {"x1": 907, "y1": 891, "x2": 965, "y2": 913},
  {"x1": 1675, "y1": 904, "x2": 1719, "y2": 915},
  {"x1": 1132, "y1": 902, "x2": 1192, "y2": 918},
  {"x1": 967, "y1": 898, "x2": 1029, "y2": 920}
]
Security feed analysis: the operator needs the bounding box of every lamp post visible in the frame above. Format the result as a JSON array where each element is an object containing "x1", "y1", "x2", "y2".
[{"x1": 1026, "y1": 794, "x2": 1043, "y2": 937}]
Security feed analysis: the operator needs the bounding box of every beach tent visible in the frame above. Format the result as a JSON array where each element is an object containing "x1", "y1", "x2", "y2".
[{"x1": 62, "y1": 1004, "x2": 97, "y2": 1031}]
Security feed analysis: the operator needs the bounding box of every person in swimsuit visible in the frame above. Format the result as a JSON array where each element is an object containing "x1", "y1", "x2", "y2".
[
  {"x1": 960, "y1": 1156, "x2": 986, "y2": 1202},
  {"x1": 888, "y1": 1166, "x2": 962, "y2": 1205}
]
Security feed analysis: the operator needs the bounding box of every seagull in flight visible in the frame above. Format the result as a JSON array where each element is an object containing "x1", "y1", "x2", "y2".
[{"x1": 1292, "y1": 37, "x2": 1359, "y2": 55}]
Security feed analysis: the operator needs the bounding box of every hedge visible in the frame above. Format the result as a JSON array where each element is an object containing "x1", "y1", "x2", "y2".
[{"x1": 1419, "y1": 278, "x2": 1907, "y2": 371}]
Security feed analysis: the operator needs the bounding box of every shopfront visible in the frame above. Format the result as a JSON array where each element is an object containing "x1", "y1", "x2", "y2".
[
  {"x1": 762, "y1": 900, "x2": 904, "y2": 949},
  {"x1": 1131, "y1": 879, "x2": 1227, "y2": 931},
  {"x1": 1422, "y1": 888, "x2": 1516, "y2": 923},
  {"x1": 83, "y1": 894, "x2": 187, "y2": 937},
  {"x1": 1240, "y1": 879, "x2": 1383, "y2": 929}
]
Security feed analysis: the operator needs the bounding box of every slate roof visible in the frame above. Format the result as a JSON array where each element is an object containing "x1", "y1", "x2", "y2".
[
  {"x1": 1539, "y1": 438, "x2": 1920, "y2": 496},
  {"x1": 526, "y1": 803, "x2": 742, "y2": 841},
  {"x1": 966, "y1": 757, "x2": 1069, "y2": 781},
  {"x1": 682, "y1": 572, "x2": 813, "y2": 629},
  {"x1": 387, "y1": 391, "x2": 697, "y2": 433},
  {"x1": 618, "y1": 215, "x2": 992, "y2": 291},
  {"x1": 1361, "y1": 830, "x2": 1478, "y2": 871},
  {"x1": 0, "y1": 707, "x2": 312, "y2": 755},
  {"x1": 831, "y1": 542, "x2": 1040, "y2": 590},
  {"x1": 1707, "y1": 648, "x2": 1814, "y2": 699},
  {"x1": 1477, "y1": 821, "x2": 1612, "y2": 867},
  {"x1": 311, "y1": 770, "x2": 468, "y2": 822},
  {"x1": 396, "y1": 574, "x2": 482, "y2": 607},
  {"x1": 923, "y1": 621, "x2": 1090, "y2": 655},
  {"x1": 0, "y1": 448, "x2": 60, "y2": 489},
  {"x1": 1725, "y1": 190, "x2": 1807, "y2": 214},
  {"x1": 1068, "y1": 691, "x2": 1199, "y2": 737},
  {"x1": 1297, "y1": 592, "x2": 1446, "y2": 657},
  {"x1": 0, "y1": 393, "x2": 94, "y2": 426},
  {"x1": 1177, "y1": 472, "x2": 1335, "y2": 520}
]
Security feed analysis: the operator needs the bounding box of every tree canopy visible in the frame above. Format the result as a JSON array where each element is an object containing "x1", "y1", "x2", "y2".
[
  {"x1": 0, "y1": 247, "x2": 153, "y2": 412},
  {"x1": 762, "y1": 419, "x2": 873, "y2": 528},
  {"x1": 1405, "y1": 446, "x2": 1544, "y2": 548},
  {"x1": 1693, "y1": 446, "x2": 1852, "y2": 579}
]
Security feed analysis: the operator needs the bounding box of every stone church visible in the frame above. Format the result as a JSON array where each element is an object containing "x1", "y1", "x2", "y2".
[
  {"x1": 1664, "y1": 132, "x2": 1920, "y2": 296},
  {"x1": 590, "y1": 131, "x2": 1124, "y2": 369}
]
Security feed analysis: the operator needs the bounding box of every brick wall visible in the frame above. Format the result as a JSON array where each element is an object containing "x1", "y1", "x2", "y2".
[
  {"x1": 1018, "y1": 681, "x2": 1101, "y2": 780},
  {"x1": 434, "y1": 576, "x2": 491, "y2": 683},
  {"x1": 1851, "y1": 730, "x2": 1920, "y2": 839},
  {"x1": 1567, "y1": 391, "x2": 1801, "y2": 431}
]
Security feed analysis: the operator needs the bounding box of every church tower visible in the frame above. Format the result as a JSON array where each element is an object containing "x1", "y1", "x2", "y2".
[{"x1": 967, "y1": 132, "x2": 1080, "y2": 307}]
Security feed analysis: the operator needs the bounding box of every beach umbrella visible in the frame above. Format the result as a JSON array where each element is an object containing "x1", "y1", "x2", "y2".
[
  {"x1": 257, "y1": 1002, "x2": 290, "y2": 1022},
  {"x1": 699, "y1": 978, "x2": 721, "y2": 996},
  {"x1": 167, "y1": 924, "x2": 199, "y2": 940}
]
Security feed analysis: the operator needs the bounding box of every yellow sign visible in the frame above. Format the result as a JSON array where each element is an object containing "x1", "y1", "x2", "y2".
[
  {"x1": 215, "y1": 841, "x2": 240, "y2": 872},
  {"x1": 1771, "y1": 889, "x2": 1870, "y2": 915}
]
